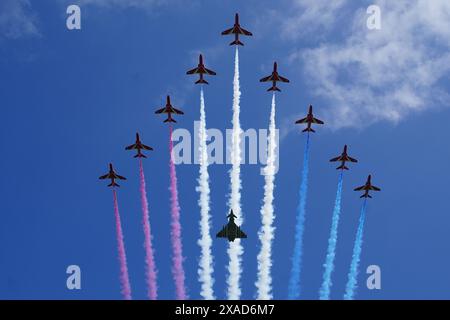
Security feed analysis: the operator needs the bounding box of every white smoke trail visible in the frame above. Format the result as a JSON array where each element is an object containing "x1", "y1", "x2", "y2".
[
  {"x1": 344, "y1": 199, "x2": 368, "y2": 300},
  {"x1": 227, "y1": 47, "x2": 243, "y2": 300},
  {"x1": 319, "y1": 171, "x2": 344, "y2": 300},
  {"x1": 196, "y1": 88, "x2": 215, "y2": 300},
  {"x1": 255, "y1": 93, "x2": 277, "y2": 300},
  {"x1": 288, "y1": 134, "x2": 311, "y2": 299}
]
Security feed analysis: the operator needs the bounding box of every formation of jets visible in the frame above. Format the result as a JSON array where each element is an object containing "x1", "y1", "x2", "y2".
[
  {"x1": 260, "y1": 62, "x2": 290, "y2": 92},
  {"x1": 99, "y1": 13, "x2": 381, "y2": 242},
  {"x1": 155, "y1": 95, "x2": 184, "y2": 123}
]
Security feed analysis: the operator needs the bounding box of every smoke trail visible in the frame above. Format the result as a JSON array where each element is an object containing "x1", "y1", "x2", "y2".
[
  {"x1": 112, "y1": 189, "x2": 132, "y2": 300},
  {"x1": 288, "y1": 133, "x2": 311, "y2": 299},
  {"x1": 319, "y1": 171, "x2": 344, "y2": 300},
  {"x1": 344, "y1": 199, "x2": 368, "y2": 300},
  {"x1": 169, "y1": 125, "x2": 187, "y2": 300},
  {"x1": 138, "y1": 159, "x2": 158, "y2": 300},
  {"x1": 227, "y1": 47, "x2": 243, "y2": 300},
  {"x1": 255, "y1": 93, "x2": 277, "y2": 300},
  {"x1": 196, "y1": 88, "x2": 215, "y2": 300}
]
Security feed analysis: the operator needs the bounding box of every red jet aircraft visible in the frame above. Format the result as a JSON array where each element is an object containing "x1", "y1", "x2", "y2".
[
  {"x1": 186, "y1": 54, "x2": 216, "y2": 84},
  {"x1": 354, "y1": 175, "x2": 381, "y2": 198},
  {"x1": 221, "y1": 13, "x2": 253, "y2": 46},
  {"x1": 330, "y1": 145, "x2": 358, "y2": 170},
  {"x1": 155, "y1": 95, "x2": 184, "y2": 123},
  {"x1": 125, "y1": 133, "x2": 153, "y2": 158},
  {"x1": 260, "y1": 62, "x2": 290, "y2": 92},
  {"x1": 99, "y1": 163, "x2": 126, "y2": 187},
  {"x1": 295, "y1": 105, "x2": 324, "y2": 132}
]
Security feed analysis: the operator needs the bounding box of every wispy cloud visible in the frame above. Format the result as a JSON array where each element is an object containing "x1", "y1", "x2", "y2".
[
  {"x1": 0, "y1": 0, "x2": 39, "y2": 39},
  {"x1": 285, "y1": 0, "x2": 450, "y2": 129},
  {"x1": 281, "y1": 0, "x2": 349, "y2": 40}
]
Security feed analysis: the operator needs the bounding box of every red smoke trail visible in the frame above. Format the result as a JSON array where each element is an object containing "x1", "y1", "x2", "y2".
[
  {"x1": 139, "y1": 159, "x2": 158, "y2": 300},
  {"x1": 112, "y1": 189, "x2": 132, "y2": 300},
  {"x1": 169, "y1": 125, "x2": 187, "y2": 300}
]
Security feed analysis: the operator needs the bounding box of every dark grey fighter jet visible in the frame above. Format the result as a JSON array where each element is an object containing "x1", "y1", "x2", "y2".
[{"x1": 216, "y1": 210, "x2": 247, "y2": 242}]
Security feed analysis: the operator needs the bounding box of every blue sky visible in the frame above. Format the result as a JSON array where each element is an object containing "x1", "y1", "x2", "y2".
[{"x1": 0, "y1": 0, "x2": 449, "y2": 300}]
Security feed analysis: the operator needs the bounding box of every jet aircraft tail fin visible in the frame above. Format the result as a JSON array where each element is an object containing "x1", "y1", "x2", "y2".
[
  {"x1": 134, "y1": 153, "x2": 147, "y2": 158},
  {"x1": 195, "y1": 78, "x2": 209, "y2": 84},
  {"x1": 267, "y1": 85, "x2": 281, "y2": 92},
  {"x1": 230, "y1": 40, "x2": 244, "y2": 46}
]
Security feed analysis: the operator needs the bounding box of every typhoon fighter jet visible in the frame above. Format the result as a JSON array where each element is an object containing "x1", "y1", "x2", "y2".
[
  {"x1": 330, "y1": 145, "x2": 358, "y2": 170},
  {"x1": 216, "y1": 210, "x2": 247, "y2": 242},
  {"x1": 155, "y1": 95, "x2": 184, "y2": 123},
  {"x1": 99, "y1": 163, "x2": 126, "y2": 187},
  {"x1": 221, "y1": 13, "x2": 253, "y2": 46},
  {"x1": 259, "y1": 62, "x2": 290, "y2": 92},
  {"x1": 125, "y1": 133, "x2": 153, "y2": 158},
  {"x1": 186, "y1": 54, "x2": 216, "y2": 84},
  {"x1": 354, "y1": 175, "x2": 381, "y2": 198},
  {"x1": 295, "y1": 105, "x2": 324, "y2": 133}
]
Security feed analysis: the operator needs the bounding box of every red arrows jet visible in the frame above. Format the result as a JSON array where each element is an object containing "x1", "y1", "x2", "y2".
[
  {"x1": 155, "y1": 95, "x2": 184, "y2": 123},
  {"x1": 125, "y1": 133, "x2": 153, "y2": 158},
  {"x1": 260, "y1": 62, "x2": 290, "y2": 92},
  {"x1": 330, "y1": 145, "x2": 358, "y2": 170},
  {"x1": 99, "y1": 163, "x2": 126, "y2": 187},
  {"x1": 186, "y1": 54, "x2": 216, "y2": 84},
  {"x1": 221, "y1": 13, "x2": 253, "y2": 46},
  {"x1": 295, "y1": 105, "x2": 324, "y2": 132},
  {"x1": 354, "y1": 175, "x2": 381, "y2": 198}
]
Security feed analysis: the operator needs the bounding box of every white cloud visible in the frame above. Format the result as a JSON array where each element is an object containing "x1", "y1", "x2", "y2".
[
  {"x1": 281, "y1": 0, "x2": 349, "y2": 40},
  {"x1": 0, "y1": 0, "x2": 39, "y2": 39},
  {"x1": 287, "y1": 0, "x2": 450, "y2": 129}
]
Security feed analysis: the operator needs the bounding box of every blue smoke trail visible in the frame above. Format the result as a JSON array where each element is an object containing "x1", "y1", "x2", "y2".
[
  {"x1": 344, "y1": 199, "x2": 368, "y2": 300},
  {"x1": 319, "y1": 171, "x2": 344, "y2": 300},
  {"x1": 288, "y1": 133, "x2": 311, "y2": 299}
]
